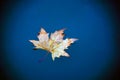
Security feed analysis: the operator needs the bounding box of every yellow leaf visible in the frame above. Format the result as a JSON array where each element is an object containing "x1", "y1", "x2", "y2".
[{"x1": 29, "y1": 28, "x2": 78, "y2": 61}]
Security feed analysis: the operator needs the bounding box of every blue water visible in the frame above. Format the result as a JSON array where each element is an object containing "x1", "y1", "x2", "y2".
[{"x1": 4, "y1": 0, "x2": 115, "y2": 80}]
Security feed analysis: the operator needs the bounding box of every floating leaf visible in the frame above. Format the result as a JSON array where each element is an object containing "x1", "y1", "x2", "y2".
[{"x1": 29, "y1": 28, "x2": 78, "y2": 61}]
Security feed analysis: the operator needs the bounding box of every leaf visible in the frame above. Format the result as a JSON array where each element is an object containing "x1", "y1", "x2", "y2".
[{"x1": 29, "y1": 28, "x2": 78, "y2": 61}]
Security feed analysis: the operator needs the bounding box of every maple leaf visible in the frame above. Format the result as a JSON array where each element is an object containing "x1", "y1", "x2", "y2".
[{"x1": 29, "y1": 28, "x2": 78, "y2": 61}]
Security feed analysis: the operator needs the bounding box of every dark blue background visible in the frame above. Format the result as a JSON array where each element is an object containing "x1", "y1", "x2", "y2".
[{"x1": 1, "y1": 0, "x2": 119, "y2": 80}]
